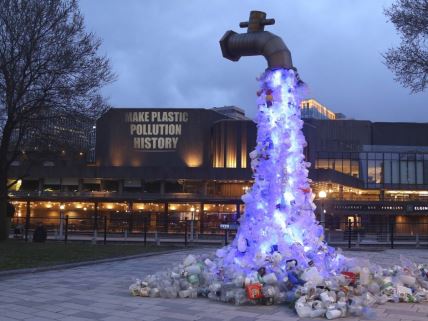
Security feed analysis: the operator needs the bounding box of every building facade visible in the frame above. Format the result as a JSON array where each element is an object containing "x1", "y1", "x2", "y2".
[
  {"x1": 8, "y1": 106, "x2": 428, "y2": 240},
  {"x1": 9, "y1": 107, "x2": 256, "y2": 236},
  {"x1": 306, "y1": 119, "x2": 428, "y2": 238}
]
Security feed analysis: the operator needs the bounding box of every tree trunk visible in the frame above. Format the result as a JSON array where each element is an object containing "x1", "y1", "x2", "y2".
[
  {"x1": 0, "y1": 119, "x2": 13, "y2": 241},
  {"x1": 0, "y1": 172, "x2": 9, "y2": 241}
]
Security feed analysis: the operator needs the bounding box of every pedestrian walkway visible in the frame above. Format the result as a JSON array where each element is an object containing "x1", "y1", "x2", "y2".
[{"x1": 0, "y1": 248, "x2": 428, "y2": 321}]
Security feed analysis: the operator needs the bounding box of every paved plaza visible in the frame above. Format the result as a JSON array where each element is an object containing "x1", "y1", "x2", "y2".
[{"x1": 1, "y1": 248, "x2": 428, "y2": 321}]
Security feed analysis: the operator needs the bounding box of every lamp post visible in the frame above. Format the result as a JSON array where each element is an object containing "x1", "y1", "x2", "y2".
[
  {"x1": 59, "y1": 203, "x2": 65, "y2": 239},
  {"x1": 318, "y1": 191, "x2": 327, "y2": 229},
  {"x1": 190, "y1": 206, "x2": 195, "y2": 241}
]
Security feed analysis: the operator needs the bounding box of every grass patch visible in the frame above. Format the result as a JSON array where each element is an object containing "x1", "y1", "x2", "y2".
[{"x1": 0, "y1": 240, "x2": 179, "y2": 271}]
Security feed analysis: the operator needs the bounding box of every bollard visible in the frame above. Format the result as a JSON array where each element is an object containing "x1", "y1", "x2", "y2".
[
  {"x1": 92, "y1": 205, "x2": 98, "y2": 245},
  {"x1": 356, "y1": 232, "x2": 360, "y2": 248},
  {"x1": 416, "y1": 233, "x2": 420, "y2": 248},
  {"x1": 155, "y1": 231, "x2": 160, "y2": 246},
  {"x1": 144, "y1": 215, "x2": 148, "y2": 247},
  {"x1": 64, "y1": 215, "x2": 69, "y2": 244},
  {"x1": 224, "y1": 229, "x2": 228, "y2": 246},
  {"x1": 25, "y1": 204, "x2": 30, "y2": 242},
  {"x1": 103, "y1": 216, "x2": 107, "y2": 245},
  {"x1": 59, "y1": 212, "x2": 65, "y2": 239},
  {"x1": 390, "y1": 219, "x2": 394, "y2": 249},
  {"x1": 347, "y1": 219, "x2": 352, "y2": 249},
  {"x1": 184, "y1": 219, "x2": 188, "y2": 247}
]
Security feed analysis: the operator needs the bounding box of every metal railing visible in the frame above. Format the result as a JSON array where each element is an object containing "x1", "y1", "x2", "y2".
[
  {"x1": 10, "y1": 215, "x2": 237, "y2": 247},
  {"x1": 323, "y1": 221, "x2": 428, "y2": 249},
  {"x1": 11, "y1": 215, "x2": 428, "y2": 249}
]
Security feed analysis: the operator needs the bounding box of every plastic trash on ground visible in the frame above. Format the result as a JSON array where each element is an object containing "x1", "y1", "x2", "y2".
[{"x1": 129, "y1": 251, "x2": 428, "y2": 319}]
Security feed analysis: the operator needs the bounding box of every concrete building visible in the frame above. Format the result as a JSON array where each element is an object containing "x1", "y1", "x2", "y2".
[{"x1": 8, "y1": 106, "x2": 428, "y2": 240}]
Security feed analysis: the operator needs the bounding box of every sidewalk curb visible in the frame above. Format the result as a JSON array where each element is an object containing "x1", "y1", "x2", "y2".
[{"x1": 0, "y1": 247, "x2": 196, "y2": 278}]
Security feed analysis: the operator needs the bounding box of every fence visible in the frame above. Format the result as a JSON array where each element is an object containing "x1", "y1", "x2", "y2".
[
  {"x1": 324, "y1": 220, "x2": 428, "y2": 249},
  {"x1": 11, "y1": 215, "x2": 428, "y2": 248},
  {"x1": 10, "y1": 215, "x2": 237, "y2": 247}
]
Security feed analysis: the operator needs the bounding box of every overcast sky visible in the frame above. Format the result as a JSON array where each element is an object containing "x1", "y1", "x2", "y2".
[{"x1": 79, "y1": 0, "x2": 427, "y2": 122}]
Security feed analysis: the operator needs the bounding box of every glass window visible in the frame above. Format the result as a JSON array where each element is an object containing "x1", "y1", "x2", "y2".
[
  {"x1": 417, "y1": 161, "x2": 424, "y2": 184},
  {"x1": 384, "y1": 160, "x2": 392, "y2": 184},
  {"x1": 424, "y1": 161, "x2": 428, "y2": 184},
  {"x1": 384, "y1": 153, "x2": 392, "y2": 160},
  {"x1": 333, "y1": 158, "x2": 342, "y2": 172},
  {"x1": 400, "y1": 161, "x2": 408, "y2": 184},
  {"x1": 368, "y1": 160, "x2": 376, "y2": 183},
  {"x1": 368, "y1": 153, "x2": 375, "y2": 160},
  {"x1": 342, "y1": 159, "x2": 351, "y2": 175},
  {"x1": 103, "y1": 180, "x2": 119, "y2": 192},
  {"x1": 392, "y1": 160, "x2": 400, "y2": 184},
  {"x1": 165, "y1": 181, "x2": 183, "y2": 193},
  {"x1": 392, "y1": 153, "x2": 399, "y2": 160},
  {"x1": 408, "y1": 161, "x2": 416, "y2": 184},
  {"x1": 351, "y1": 160, "x2": 359, "y2": 178},
  {"x1": 376, "y1": 160, "x2": 383, "y2": 184},
  {"x1": 360, "y1": 159, "x2": 368, "y2": 185},
  {"x1": 376, "y1": 153, "x2": 383, "y2": 160},
  {"x1": 316, "y1": 159, "x2": 329, "y2": 169},
  {"x1": 360, "y1": 152, "x2": 367, "y2": 160}
]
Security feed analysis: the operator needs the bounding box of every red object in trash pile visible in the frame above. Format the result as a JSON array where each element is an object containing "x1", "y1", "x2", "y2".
[
  {"x1": 341, "y1": 272, "x2": 357, "y2": 284},
  {"x1": 246, "y1": 283, "x2": 263, "y2": 300}
]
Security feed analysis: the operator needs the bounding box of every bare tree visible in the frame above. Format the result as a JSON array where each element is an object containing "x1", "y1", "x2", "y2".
[
  {"x1": 0, "y1": 0, "x2": 115, "y2": 240},
  {"x1": 384, "y1": 0, "x2": 428, "y2": 93}
]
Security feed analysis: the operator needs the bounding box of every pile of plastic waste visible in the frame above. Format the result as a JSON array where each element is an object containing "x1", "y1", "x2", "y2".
[{"x1": 130, "y1": 250, "x2": 428, "y2": 319}]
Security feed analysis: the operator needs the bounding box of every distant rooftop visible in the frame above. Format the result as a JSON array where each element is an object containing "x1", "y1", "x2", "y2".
[
  {"x1": 211, "y1": 106, "x2": 249, "y2": 120},
  {"x1": 300, "y1": 99, "x2": 344, "y2": 120}
]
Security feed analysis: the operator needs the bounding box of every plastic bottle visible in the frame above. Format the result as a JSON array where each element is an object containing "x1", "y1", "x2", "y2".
[
  {"x1": 262, "y1": 273, "x2": 278, "y2": 285},
  {"x1": 326, "y1": 309, "x2": 341, "y2": 319},
  {"x1": 360, "y1": 267, "x2": 370, "y2": 285}
]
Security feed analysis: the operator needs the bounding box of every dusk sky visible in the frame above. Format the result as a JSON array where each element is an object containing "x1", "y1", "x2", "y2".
[{"x1": 79, "y1": 0, "x2": 427, "y2": 122}]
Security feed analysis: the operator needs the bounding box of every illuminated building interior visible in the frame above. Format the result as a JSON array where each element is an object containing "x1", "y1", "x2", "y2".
[{"x1": 300, "y1": 99, "x2": 337, "y2": 120}]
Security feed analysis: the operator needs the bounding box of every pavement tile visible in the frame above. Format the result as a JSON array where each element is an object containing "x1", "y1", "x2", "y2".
[
  {"x1": 230, "y1": 317, "x2": 258, "y2": 321},
  {"x1": 385, "y1": 308, "x2": 428, "y2": 317},
  {"x1": 1, "y1": 248, "x2": 428, "y2": 321}
]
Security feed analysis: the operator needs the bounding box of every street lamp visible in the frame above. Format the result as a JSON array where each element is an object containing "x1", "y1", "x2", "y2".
[
  {"x1": 318, "y1": 191, "x2": 327, "y2": 228},
  {"x1": 59, "y1": 203, "x2": 65, "y2": 239},
  {"x1": 190, "y1": 206, "x2": 195, "y2": 241}
]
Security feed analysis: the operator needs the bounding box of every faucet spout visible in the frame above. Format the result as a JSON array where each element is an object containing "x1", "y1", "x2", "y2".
[{"x1": 219, "y1": 11, "x2": 294, "y2": 70}]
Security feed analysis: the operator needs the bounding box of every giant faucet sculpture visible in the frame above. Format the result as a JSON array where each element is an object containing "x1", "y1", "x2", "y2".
[
  {"x1": 220, "y1": 11, "x2": 294, "y2": 70},
  {"x1": 216, "y1": 10, "x2": 335, "y2": 276}
]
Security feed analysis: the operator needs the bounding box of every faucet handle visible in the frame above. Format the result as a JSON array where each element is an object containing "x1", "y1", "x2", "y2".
[
  {"x1": 239, "y1": 11, "x2": 275, "y2": 32},
  {"x1": 262, "y1": 18, "x2": 275, "y2": 26}
]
